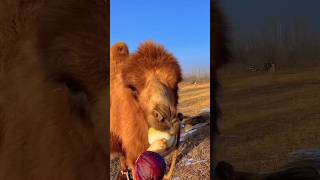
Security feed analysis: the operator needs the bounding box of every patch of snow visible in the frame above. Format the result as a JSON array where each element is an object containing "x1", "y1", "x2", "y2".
[
  {"x1": 289, "y1": 148, "x2": 320, "y2": 160},
  {"x1": 200, "y1": 108, "x2": 210, "y2": 113},
  {"x1": 190, "y1": 122, "x2": 209, "y2": 130},
  {"x1": 184, "y1": 159, "x2": 207, "y2": 166},
  {"x1": 180, "y1": 129, "x2": 198, "y2": 142},
  {"x1": 179, "y1": 122, "x2": 209, "y2": 143}
]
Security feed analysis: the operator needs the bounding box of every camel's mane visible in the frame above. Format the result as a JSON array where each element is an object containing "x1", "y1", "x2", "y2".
[{"x1": 122, "y1": 41, "x2": 182, "y2": 102}]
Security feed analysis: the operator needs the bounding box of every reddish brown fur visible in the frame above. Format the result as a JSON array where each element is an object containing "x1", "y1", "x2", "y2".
[
  {"x1": 0, "y1": 1, "x2": 107, "y2": 179},
  {"x1": 110, "y1": 42, "x2": 129, "y2": 76},
  {"x1": 123, "y1": 42, "x2": 181, "y2": 100},
  {"x1": 110, "y1": 41, "x2": 182, "y2": 170}
]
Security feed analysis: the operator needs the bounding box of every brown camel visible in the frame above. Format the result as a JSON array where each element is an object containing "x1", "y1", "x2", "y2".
[
  {"x1": 0, "y1": 1, "x2": 107, "y2": 179},
  {"x1": 110, "y1": 41, "x2": 182, "y2": 174}
]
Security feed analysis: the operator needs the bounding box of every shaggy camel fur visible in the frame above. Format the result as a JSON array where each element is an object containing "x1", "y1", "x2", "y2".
[
  {"x1": 0, "y1": 1, "x2": 107, "y2": 179},
  {"x1": 110, "y1": 41, "x2": 182, "y2": 173}
]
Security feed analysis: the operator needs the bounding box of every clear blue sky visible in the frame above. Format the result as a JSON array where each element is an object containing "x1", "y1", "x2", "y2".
[{"x1": 111, "y1": 0, "x2": 210, "y2": 74}]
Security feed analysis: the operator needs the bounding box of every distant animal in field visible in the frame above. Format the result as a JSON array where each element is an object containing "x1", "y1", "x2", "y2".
[
  {"x1": 264, "y1": 62, "x2": 277, "y2": 72},
  {"x1": 248, "y1": 65, "x2": 259, "y2": 72},
  {"x1": 110, "y1": 41, "x2": 182, "y2": 173},
  {"x1": 191, "y1": 80, "x2": 199, "y2": 88},
  {"x1": 0, "y1": 1, "x2": 107, "y2": 179},
  {"x1": 192, "y1": 80, "x2": 198, "y2": 85}
]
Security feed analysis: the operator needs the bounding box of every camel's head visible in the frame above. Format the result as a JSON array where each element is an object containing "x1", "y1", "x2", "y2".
[{"x1": 122, "y1": 41, "x2": 182, "y2": 135}]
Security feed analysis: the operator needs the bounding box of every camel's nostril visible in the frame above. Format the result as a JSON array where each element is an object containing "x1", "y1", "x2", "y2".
[
  {"x1": 153, "y1": 110, "x2": 164, "y2": 122},
  {"x1": 177, "y1": 112, "x2": 184, "y2": 121}
]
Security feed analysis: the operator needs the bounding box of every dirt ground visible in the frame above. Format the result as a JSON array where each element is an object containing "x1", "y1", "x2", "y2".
[
  {"x1": 216, "y1": 67, "x2": 320, "y2": 173},
  {"x1": 110, "y1": 82, "x2": 211, "y2": 180}
]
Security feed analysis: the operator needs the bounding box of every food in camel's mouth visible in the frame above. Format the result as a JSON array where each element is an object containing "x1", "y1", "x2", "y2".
[{"x1": 147, "y1": 127, "x2": 176, "y2": 152}]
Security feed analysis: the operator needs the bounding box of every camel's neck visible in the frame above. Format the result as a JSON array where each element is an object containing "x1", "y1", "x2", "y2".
[
  {"x1": 0, "y1": 77, "x2": 107, "y2": 179},
  {"x1": 0, "y1": 115, "x2": 107, "y2": 180},
  {"x1": 110, "y1": 77, "x2": 149, "y2": 166}
]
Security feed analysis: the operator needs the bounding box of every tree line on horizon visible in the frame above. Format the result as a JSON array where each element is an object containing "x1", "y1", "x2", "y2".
[{"x1": 231, "y1": 16, "x2": 320, "y2": 70}]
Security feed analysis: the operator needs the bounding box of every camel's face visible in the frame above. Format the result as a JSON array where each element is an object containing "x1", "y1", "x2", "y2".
[
  {"x1": 125, "y1": 69, "x2": 180, "y2": 135},
  {"x1": 140, "y1": 73, "x2": 179, "y2": 135},
  {"x1": 121, "y1": 42, "x2": 182, "y2": 136},
  {"x1": 127, "y1": 68, "x2": 178, "y2": 134}
]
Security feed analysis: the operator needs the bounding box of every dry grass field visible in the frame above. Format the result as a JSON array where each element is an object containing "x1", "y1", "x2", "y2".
[
  {"x1": 216, "y1": 67, "x2": 320, "y2": 173},
  {"x1": 178, "y1": 82, "x2": 210, "y2": 115},
  {"x1": 110, "y1": 81, "x2": 211, "y2": 180},
  {"x1": 173, "y1": 82, "x2": 210, "y2": 180}
]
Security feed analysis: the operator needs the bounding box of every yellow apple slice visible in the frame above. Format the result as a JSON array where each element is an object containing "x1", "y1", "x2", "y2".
[{"x1": 147, "y1": 139, "x2": 167, "y2": 152}]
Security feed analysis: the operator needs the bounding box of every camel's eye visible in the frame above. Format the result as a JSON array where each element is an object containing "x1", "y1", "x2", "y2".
[
  {"x1": 60, "y1": 77, "x2": 90, "y2": 119},
  {"x1": 128, "y1": 85, "x2": 139, "y2": 98},
  {"x1": 64, "y1": 78, "x2": 84, "y2": 94}
]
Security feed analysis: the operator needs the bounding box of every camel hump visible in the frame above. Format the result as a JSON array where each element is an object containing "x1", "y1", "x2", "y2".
[
  {"x1": 111, "y1": 42, "x2": 129, "y2": 57},
  {"x1": 110, "y1": 42, "x2": 129, "y2": 75}
]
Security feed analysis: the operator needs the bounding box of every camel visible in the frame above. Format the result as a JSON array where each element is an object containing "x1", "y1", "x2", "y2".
[
  {"x1": 0, "y1": 1, "x2": 107, "y2": 179},
  {"x1": 110, "y1": 41, "x2": 182, "y2": 176}
]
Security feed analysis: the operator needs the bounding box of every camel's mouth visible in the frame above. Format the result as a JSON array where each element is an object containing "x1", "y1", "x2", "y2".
[
  {"x1": 147, "y1": 112, "x2": 183, "y2": 147},
  {"x1": 147, "y1": 113, "x2": 182, "y2": 156},
  {"x1": 147, "y1": 127, "x2": 178, "y2": 154},
  {"x1": 147, "y1": 113, "x2": 182, "y2": 136}
]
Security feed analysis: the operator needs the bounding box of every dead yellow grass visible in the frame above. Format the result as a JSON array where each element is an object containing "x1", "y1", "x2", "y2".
[
  {"x1": 216, "y1": 67, "x2": 320, "y2": 173},
  {"x1": 178, "y1": 82, "x2": 210, "y2": 116},
  {"x1": 173, "y1": 82, "x2": 210, "y2": 180}
]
